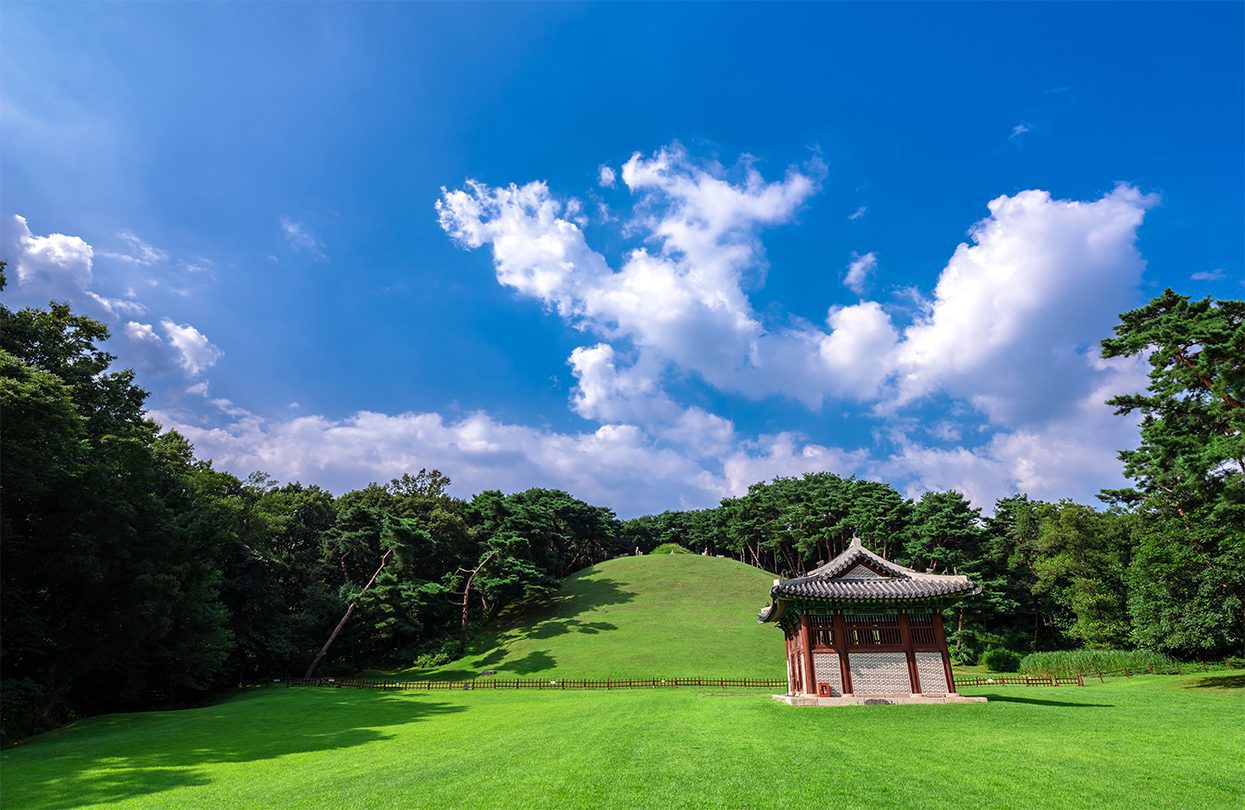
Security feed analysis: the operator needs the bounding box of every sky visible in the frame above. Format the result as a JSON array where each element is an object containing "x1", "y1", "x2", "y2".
[{"x1": 2, "y1": 2, "x2": 1242, "y2": 517}]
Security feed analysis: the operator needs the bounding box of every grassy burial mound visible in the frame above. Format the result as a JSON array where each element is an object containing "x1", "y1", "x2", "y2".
[{"x1": 416, "y1": 553, "x2": 785, "y2": 679}]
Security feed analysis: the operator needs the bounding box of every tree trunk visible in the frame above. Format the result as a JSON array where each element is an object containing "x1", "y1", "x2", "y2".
[
  {"x1": 455, "y1": 550, "x2": 498, "y2": 657},
  {"x1": 304, "y1": 549, "x2": 391, "y2": 679}
]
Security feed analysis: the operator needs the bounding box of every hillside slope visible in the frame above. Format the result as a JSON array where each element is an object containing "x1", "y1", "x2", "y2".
[{"x1": 417, "y1": 554, "x2": 785, "y2": 678}]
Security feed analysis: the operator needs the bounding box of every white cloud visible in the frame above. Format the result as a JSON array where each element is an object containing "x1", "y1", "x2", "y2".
[
  {"x1": 159, "y1": 319, "x2": 223, "y2": 376},
  {"x1": 848, "y1": 206, "x2": 868, "y2": 221},
  {"x1": 150, "y1": 407, "x2": 711, "y2": 516},
  {"x1": 844, "y1": 250, "x2": 877, "y2": 294},
  {"x1": 440, "y1": 151, "x2": 1156, "y2": 428},
  {"x1": 598, "y1": 165, "x2": 617, "y2": 188},
  {"x1": 121, "y1": 321, "x2": 171, "y2": 375},
  {"x1": 568, "y1": 344, "x2": 675, "y2": 423},
  {"x1": 1010, "y1": 123, "x2": 1032, "y2": 140},
  {"x1": 893, "y1": 184, "x2": 1158, "y2": 425},
  {"x1": 434, "y1": 149, "x2": 1157, "y2": 513},
  {"x1": 438, "y1": 146, "x2": 845, "y2": 405},
  {"x1": 816, "y1": 302, "x2": 900, "y2": 400},
  {"x1": 877, "y1": 353, "x2": 1147, "y2": 506},
  {"x1": 280, "y1": 217, "x2": 328, "y2": 262},
  {"x1": 8, "y1": 214, "x2": 145, "y2": 319},
  {"x1": 151, "y1": 402, "x2": 880, "y2": 518},
  {"x1": 1191, "y1": 268, "x2": 1227, "y2": 281},
  {"x1": 100, "y1": 230, "x2": 168, "y2": 265}
]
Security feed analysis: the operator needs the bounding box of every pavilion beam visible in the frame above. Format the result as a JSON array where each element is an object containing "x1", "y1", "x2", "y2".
[
  {"x1": 899, "y1": 610, "x2": 921, "y2": 694},
  {"x1": 799, "y1": 612, "x2": 816, "y2": 696},
  {"x1": 832, "y1": 612, "x2": 853, "y2": 696},
  {"x1": 933, "y1": 611, "x2": 956, "y2": 695}
]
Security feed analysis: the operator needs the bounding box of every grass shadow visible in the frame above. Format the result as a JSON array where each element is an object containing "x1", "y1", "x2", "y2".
[
  {"x1": 1185, "y1": 673, "x2": 1245, "y2": 689},
  {"x1": 977, "y1": 693, "x2": 1113, "y2": 708},
  {"x1": 425, "y1": 576, "x2": 636, "y2": 678},
  {"x1": 1, "y1": 690, "x2": 464, "y2": 808}
]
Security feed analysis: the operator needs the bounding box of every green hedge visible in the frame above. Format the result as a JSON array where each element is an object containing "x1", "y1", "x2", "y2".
[
  {"x1": 980, "y1": 648, "x2": 1022, "y2": 672},
  {"x1": 1019, "y1": 649, "x2": 1175, "y2": 676}
]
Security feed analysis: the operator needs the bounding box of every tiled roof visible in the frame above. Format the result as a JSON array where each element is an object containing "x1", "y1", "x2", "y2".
[
  {"x1": 758, "y1": 536, "x2": 980, "y2": 622},
  {"x1": 772, "y1": 575, "x2": 980, "y2": 601}
]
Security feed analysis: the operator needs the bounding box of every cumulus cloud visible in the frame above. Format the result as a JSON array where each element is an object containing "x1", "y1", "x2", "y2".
[
  {"x1": 7, "y1": 214, "x2": 145, "y2": 319},
  {"x1": 117, "y1": 319, "x2": 223, "y2": 379},
  {"x1": 150, "y1": 405, "x2": 849, "y2": 517},
  {"x1": 280, "y1": 217, "x2": 328, "y2": 262},
  {"x1": 439, "y1": 146, "x2": 864, "y2": 406},
  {"x1": 434, "y1": 148, "x2": 1157, "y2": 511},
  {"x1": 160, "y1": 319, "x2": 223, "y2": 376},
  {"x1": 5, "y1": 215, "x2": 224, "y2": 382},
  {"x1": 876, "y1": 353, "x2": 1147, "y2": 506},
  {"x1": 844, "y1": 251, "x2": 877, "y2": 294},
  {"x1": 598, "y1": 165, "x2": 616, "y2": 188},
  {"x1": 893, "y1": 184, "x2": 1158, "y2": 424}
]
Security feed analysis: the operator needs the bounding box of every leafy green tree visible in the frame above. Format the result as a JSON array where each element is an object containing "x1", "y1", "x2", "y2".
[
  {"x1": 1030, "y1": 501, "x2": 1135, "y2": 649},
  {"x1": 1102, "y1": 290, "x2": 1244, "y2": 656},
  {"x1": 1, "y1": 299, "x2": 233, "y2": 740},
  {"x1": 906, "y1": 491, "x2": 987, "y2": 660}
]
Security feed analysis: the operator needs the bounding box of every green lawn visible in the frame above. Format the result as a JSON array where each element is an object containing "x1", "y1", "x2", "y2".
[
  {"x1": 416, "y1": 554, "x2": 785, "y2": 679},
  {"x1": 3, "y1": 673, "x2": 1242, "y2": 808}
]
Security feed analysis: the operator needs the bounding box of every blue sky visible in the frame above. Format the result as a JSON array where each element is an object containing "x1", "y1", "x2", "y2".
[{"x1": 3, "y1": 2, "x2": 1242, "y2": 516}]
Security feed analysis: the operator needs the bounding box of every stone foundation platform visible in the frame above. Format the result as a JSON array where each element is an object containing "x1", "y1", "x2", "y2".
[{"x1": 772, "y1": 693, "x2": 987, "y2": 706}]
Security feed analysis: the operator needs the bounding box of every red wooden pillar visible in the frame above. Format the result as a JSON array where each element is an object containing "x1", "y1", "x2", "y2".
[
  {"x1": 832, "y1": 612, "x2": 853, "y2": 695},
  {"x1": 899, "y1": 610, "x2": 921, "y2": 694},
  {"x1": 799, "y1": 612, "x2": 816, "y2": 696},
  {"x1": 933, "y1": 612, "x2": 956, "y2": 694}
]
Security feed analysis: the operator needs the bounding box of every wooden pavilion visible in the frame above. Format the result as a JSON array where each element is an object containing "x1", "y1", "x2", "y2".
[{"x1": 758, "y1": 536, "x2": 986, "y2": 705}]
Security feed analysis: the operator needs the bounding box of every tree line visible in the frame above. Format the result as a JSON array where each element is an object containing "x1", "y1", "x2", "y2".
[{"x1": 2, "y1": 261, "x2": 1241, "y2": 742}]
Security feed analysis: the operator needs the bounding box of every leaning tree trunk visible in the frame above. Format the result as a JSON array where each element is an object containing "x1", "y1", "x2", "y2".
[
  {"x1": 304, "y1": 549, "x2": 392, "y2": 679},
  {"x1": 454, "y1": 550, "x2": 498, "y2": 657}
]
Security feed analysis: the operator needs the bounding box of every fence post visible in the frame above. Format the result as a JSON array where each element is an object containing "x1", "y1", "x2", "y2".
[
  {"x1": 1123, "y1": 666, "x2": 1130, "y2": 677},
  {"x1": 1077, "y1": 672, "x2": 1084, "y2": 687},
  {"x1": 1201, "y1": 660, "x2": 1207, "y2": 672},
  {"x1": 1175, "y1": 661, "x2": 1181, "y2": 674}
]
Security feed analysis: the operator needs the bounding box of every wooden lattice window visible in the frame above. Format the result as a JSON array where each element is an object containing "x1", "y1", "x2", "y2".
[
  {"x1": 809, "y1": 617, "x2": 835, "y2": 649},
  {"x1": 845, "y1": 613, "x2": 901, "y2": 647},
  {"x1": 908, "y1": 611, "x2": 938, "y2": 647}
]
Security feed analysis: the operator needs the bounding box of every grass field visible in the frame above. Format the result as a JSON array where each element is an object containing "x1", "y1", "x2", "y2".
[
  {"x1": 2, "y1": 673, "x2": 1242, "y2": 808},
  {"x1": 5, "y1": 555, "x2": 1242, "y2": 808},
  {"x1": 415, "y1": 554, "x2": 784, "y2": 679}
]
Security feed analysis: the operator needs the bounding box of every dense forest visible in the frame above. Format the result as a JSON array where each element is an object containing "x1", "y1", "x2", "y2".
[{"x1": 2, "y1": 259, "x2": 1242, "y2": 743}]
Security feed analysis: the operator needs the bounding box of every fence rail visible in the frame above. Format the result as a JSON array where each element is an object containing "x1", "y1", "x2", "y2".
[
  {"x1": 286, "y1": 676, "x2": 788, "y2": 691},
  {"x1": 284, "y1": 659, "x2": 1241, "y2": 694},
  {"x1": 953, "y1": 673, "x2": 1084, "y2": 688}
]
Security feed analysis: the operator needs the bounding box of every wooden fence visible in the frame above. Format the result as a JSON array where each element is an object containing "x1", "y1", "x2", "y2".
[
  {"x1": 955, "y1": 658, "x2": 1242, "y2": 688},
  {"x1": 953, "y1": 673, "x2": 1084, "y2": 688},
  {"x1": 283, "y1": 659, "x2": 1240, "y2": 693},
  {"x1": 285, "y1": 676, "x2": 788, "y2": 691}
]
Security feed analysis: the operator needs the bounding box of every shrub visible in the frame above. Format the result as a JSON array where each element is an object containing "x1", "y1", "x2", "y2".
[
  {"x1": 980, "y1": 648, "x2": 1022, "y2": 672},
  {"x1": 1020, "y1": 649, "x2": 1176, "y2": 676},
  {"x1": 412, "y1": 650, "x2": 450, "y2": 669},
  {"x1": 651, "y1": 543, "x2": 692, "y2": 555}
]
